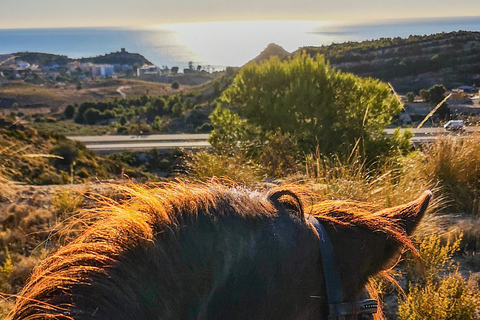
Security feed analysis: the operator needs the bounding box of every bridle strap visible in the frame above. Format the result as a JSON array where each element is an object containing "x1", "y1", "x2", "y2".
[
  {"x1": 306, "y1": 214, "x2": 344, "y2": 306},
  {"x1": 305, "y1": 214, "x2": 378, "y2": 320}
]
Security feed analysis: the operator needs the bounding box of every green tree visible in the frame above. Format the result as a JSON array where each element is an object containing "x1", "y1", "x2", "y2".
[
  {"x1": 425, "y1": 84, "x2": 449, "y2": 120},
  {"x1": 152, "y1": 116, "x2": 163, "y2": 131},
  {"x1": 172, "y1": 102, "x2": 184, "y2": 117},
  {"x1": 171, "y1": 81, "x2": 180, "y2": 90},
  {"x1": 64, "y1": 105, "x2": 75, "y2": 119},
  {"x1": 84, "y1": 108, "x2": 101, "y2": 125},
  {"x1": 406, "y1": 92, "x2": 415, "y2": 103},
  {"x1": 219, "y1": 52, "x2": 401, "y2": 159},
  {"x1": 426, "y1": 84, "x2": 446, "y2": 105},
  {"x1": 419, "y1": 89, "x2": 428, "y2": 101},
  {"x1": 209, "y1": 103, "x2": 259, "y2": 155}
]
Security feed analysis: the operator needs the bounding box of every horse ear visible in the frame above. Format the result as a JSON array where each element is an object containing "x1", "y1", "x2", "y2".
[
  {"x1": 377, "y1": 190, "x2": 432, "y2": 235},
  {"x1": 267, "y1": 189, "x2": 305, "y2": 221}
]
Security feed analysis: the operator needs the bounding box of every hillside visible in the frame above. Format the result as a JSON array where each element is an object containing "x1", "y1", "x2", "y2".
[
  {"x1": 298, "y1": 30, "x2": 480, "y2": 92},
  {"x1": 12, "y1": 50, "x2": 151, "y2": 68},
  {"x1": 0, "y1": 79, "x2": 178, "y2": 111},
  {"x1": 80, "y1": 49, "x2": 152, "y2": 66},
  {"x1": 250, "y1": 43, "x2": 290, "y2": 64}
]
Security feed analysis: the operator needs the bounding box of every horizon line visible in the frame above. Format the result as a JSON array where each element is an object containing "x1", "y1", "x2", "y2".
[{"x1": 1, "y1": 15, "x2": 480, "y2": 31}]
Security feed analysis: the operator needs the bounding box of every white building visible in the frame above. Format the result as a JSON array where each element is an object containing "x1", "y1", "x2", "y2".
[
  {"x1": 78, "y1": 62, "x2": 114, "y2": 77},
  {"x1": 16, "y1": 61, "x2": 30, "y2": 69},
  {"x1": 137, "y1": 65, "x2": 159, "y2": 76}
]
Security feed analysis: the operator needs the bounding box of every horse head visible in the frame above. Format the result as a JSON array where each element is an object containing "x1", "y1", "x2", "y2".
[
  {"x1": 6, "y1": 184, "x2": 431, "y2": 320},
  {"x1": 304, "y1": 190, "x2": 432, "y2": 319}
]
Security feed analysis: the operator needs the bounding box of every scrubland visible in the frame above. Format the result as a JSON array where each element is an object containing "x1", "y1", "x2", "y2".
[{"x1": 2, "y1": 133, "x2": 480, "y2": 318}]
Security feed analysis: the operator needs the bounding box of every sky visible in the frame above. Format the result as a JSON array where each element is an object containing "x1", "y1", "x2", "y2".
[{"x1": 1, "y1": 0, "x2": 479, "y2": 29}]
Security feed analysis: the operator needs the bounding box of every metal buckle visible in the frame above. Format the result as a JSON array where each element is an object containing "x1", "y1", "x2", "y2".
[{"x1": 328, "y1": 299, "x2": 378, "y2": 320}]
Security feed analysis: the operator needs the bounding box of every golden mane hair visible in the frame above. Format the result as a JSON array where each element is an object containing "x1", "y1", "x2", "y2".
[{"x1": 7, "y1": 182, "x2": 425, "y2": 320}]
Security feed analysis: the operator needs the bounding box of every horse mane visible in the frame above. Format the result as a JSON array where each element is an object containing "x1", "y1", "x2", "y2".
[
  {"x1": 7, "y1": 182, "x2": 418, "y2": 320},
  {"x1": 8, "y1": 182, "x2": 279, "y2": 319},
  {"x1": 308, "y1": 200, "x2": 418, "y2": 253}
]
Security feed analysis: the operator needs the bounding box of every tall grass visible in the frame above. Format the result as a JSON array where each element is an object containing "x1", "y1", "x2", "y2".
[
  {"x1": 180, "y1": 151, "x2": 264, "y2": 186},
  {"x1": 418, "y1": 133, "x2": 480, "y2": 215},
  {"x1": 303, "y1": 150, "x2": 443, "y2": 210}
]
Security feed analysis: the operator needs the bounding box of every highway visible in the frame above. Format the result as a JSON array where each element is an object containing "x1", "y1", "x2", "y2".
[
  {"x1": 68, "y1": 134, "x2": 211, "y2": 154},
  {"x1": 68, "y1": 127, "x2": 479, "y2": 153}
]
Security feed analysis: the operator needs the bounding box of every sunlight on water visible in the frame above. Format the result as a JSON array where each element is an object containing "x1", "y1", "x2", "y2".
[
  {"x1": 157, "y1": 21, "x2": 333, "y2": 67},
  {"x1": 1, "y1": 18, "x2": 479, "y2": 69}
]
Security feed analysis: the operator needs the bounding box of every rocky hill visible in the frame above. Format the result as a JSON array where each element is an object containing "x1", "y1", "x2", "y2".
[
  {"x1": 250, "y1": 43, "x2": 290, "y2": 64},
  {"x1": 297, "y1": 31, "x2": 480, "y2": 92},
  {"x1": 12, "y1": 49, "x2": 151, "y2": 68},
  {"x1": 80, "y1": 48, "x2": 152, "y2": 66}
]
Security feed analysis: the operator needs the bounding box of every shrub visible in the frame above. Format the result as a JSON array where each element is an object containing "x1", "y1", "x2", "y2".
[
  {"x1": 52, "y1": 189, "x2": 84, "y2": 214},
  {"x1": 51, "y1": 141, "x2": 79, "y2": 169},
  {"x1": 171, "y1": 81, "x2": 180, "y2": 89},
  {"x1": 404, "y1": 233, "x2": 462, "y2": 283},
  {"x1": 33, "y1": 171, "x2": 65, "y2": 185},
  {"x1": 64, "y1": 105, "x2": 75, "y2": 119},
  {"x1": 398, "y1": 232, "x2": 480, "y2": 320},
  {"x1": 398, "y1": 273, "x2": 480, "y2": 320}
]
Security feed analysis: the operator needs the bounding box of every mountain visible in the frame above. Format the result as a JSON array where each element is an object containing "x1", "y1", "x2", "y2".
[
  {"x1": 296, "y1": 31, "x2": 480, "y2": 92},
  {"x1": 250, "y1": 43, "x2": 290, "y2": 64}
]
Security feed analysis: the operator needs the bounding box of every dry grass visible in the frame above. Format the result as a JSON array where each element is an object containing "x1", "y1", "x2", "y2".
[
  {"x1": 302, "y1": 151, "x2": 443, "y2": 211},
  {"x1": 0, "y1": 78, "x2": 213, "y2": 113},
  {"x1": 418, "y1": 133, "x2": 480, "y2": 215},
  {"x1": 181, "y1": 151, "x2": 264, "y2": 186},
  {"x1": 51, "y1": 189, "x2": 85, "y2": 215}
]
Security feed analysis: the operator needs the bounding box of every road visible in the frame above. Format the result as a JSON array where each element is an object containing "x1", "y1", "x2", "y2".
[
  {"x1": 68, "y1": 134, "x2": 211, "y2": 154},
  {"x1": 68, "y1": 127, "x2": 479, "y2": 153}
]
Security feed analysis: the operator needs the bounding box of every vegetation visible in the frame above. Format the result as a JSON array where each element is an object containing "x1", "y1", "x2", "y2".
[
  {"x1": 214, "y1": 52, "x2": 409, "y2": 167},
  {"x1": 398, "y1": 233, "x2": 480, "y2": 320},
  {"x1": 300, "y1": 31, "x2": 480, "y2": 91},
  {"x1": 3, "y1": 32, "x2": 480, "y2": 317}
]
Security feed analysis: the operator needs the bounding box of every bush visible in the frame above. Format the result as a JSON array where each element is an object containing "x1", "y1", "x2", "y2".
[
  {"x1": 52, "y1": 189, "x2": 84, "y2": 214},
  {"x1": 398, "y1": 273, "x2": 480, "y2": 320},
  {"x1": 51, "y1": 141, "x2": 79, "y2": 169},
  {"x1": 220, "y1": 52, "x2": 401, "y2": 161},
  {"x1": 171, "y1": 81, "x2": 180, "y2": 89},
  {"x1": 64, "y1": 105, "x2": 75, "y2": 119},
  {"x1": 398, "y1": 232, "x2": 480, "y2": 320}
]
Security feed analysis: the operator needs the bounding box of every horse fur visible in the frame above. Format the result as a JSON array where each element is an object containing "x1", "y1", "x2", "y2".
[{"x1": 6, "y1": 182, "x2": 431, "y2": 320}]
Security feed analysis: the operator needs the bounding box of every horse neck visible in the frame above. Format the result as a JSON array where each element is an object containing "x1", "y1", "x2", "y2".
[
  {"x1": 147, "y1": 213, "x2": 325, "y2": 319},
  {"x1": 66, "y1": 212, "x2": 325, "y2": 320}
]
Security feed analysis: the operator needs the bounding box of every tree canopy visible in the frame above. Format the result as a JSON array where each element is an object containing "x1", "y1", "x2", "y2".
[{"x1": 213, "y1": 52, "x2": 403, "y2": 159}]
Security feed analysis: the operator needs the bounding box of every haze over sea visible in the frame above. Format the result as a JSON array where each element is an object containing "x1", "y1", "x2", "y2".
[{"x1": 1, "y1": 16, "x2": 479, "y2": 70}]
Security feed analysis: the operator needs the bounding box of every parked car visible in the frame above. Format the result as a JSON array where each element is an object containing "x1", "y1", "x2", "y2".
[{"x1": 444, "y1": 120, "x2": 464, "y2": 131}]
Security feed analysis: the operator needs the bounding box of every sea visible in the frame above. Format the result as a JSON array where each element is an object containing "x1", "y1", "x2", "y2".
[{"x1": 1, "y1": 16, "x2": 480, "y2": 70}]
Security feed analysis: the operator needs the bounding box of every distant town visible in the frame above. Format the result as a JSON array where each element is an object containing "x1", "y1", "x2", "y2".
[{"x1": 0, "y1": 48, "x2": 220, "y2": 87}]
